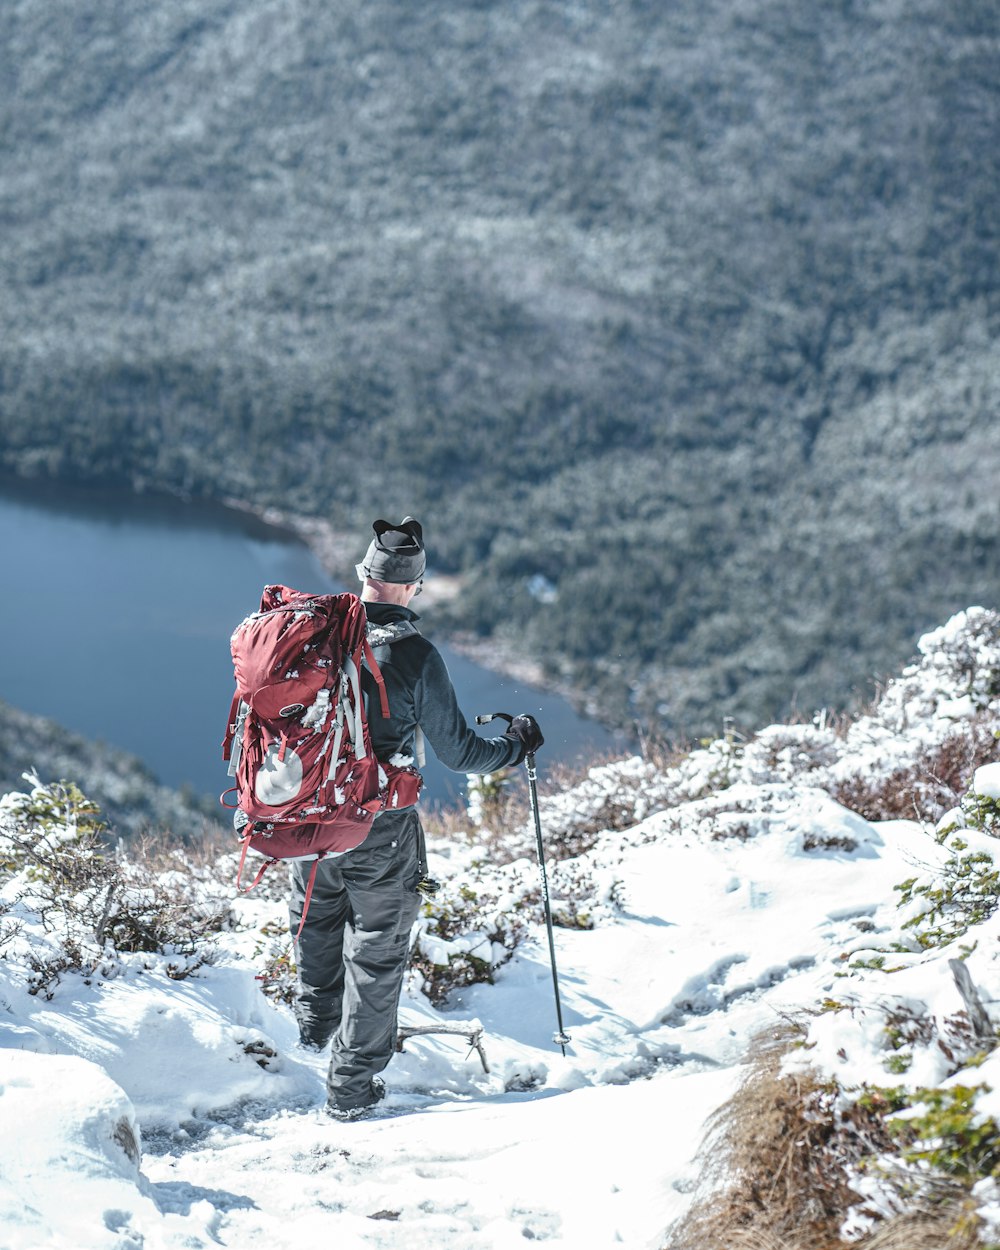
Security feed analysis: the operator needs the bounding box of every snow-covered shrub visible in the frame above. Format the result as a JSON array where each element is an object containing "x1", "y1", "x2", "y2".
[
  {"x1": 835, "y1": 1080, "x2": 1000, "y2": 1245},
  {"x1": 409, "y1": 847, "x2": 610, "y2": 1004},
  {"x1": 0, "y1": 776, "x2": 232, "y2": 995},
  {"x1": 895, "y1": 834, "x2": 999, "y2": 953},
  {"x1": 962, "y1": 763, "x2": 1000, "y2": 838},
  {"x1": 251, "y1": 918, "x2": 298, "y2": 1006},
  {"x1": 876, "y1": 608, "x2": 1000, "y2": 731},
  {"x1": 882, "y1": 1083, "x2": 1000, "y2": 1183},
  {"x1": 879, "y1": 1004, "x2": 939, "y2": 1076},
  {"x1": 524, "y1": 755, "x2": 680, "y2": 861},
  {"x1": 0, "y1": 777, "x2": 106, "y2": 873},
  {"x1": 790, "y1": 609, "x2": 1000, "y2": 816},
  {"x1": 831, "y1": 716, "x2": 999, "y2": 826},
  {"x1": 410, "y1": 870, "x2": 532, "y2": 1004},
  {"x1": 429, "y1": 750, "x2": 686, "y2": 868},
  {"x1": 673, "y1": 732, "x2": 744, "y2": 800},
  {"x1": 739, "y1": 719, "x2": 841, "y2": 784},
  {"x1": 891, "y1": 767, "x2": 1000, "y2": 952},
  {"x1": 465, "y1": 769, "x2": 515, "y2": 831}
]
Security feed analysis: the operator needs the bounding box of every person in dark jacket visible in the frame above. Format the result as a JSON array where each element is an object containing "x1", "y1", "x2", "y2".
[{"x1": 289, "y1": 516, "x2": 544, "y2": 1119}]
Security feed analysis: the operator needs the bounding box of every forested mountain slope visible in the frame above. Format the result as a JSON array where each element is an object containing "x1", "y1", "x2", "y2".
[{"x1": 1, "y1": 0, "x2": 997, "y2": 733}]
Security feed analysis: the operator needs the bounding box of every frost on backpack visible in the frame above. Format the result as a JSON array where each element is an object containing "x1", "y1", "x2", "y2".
[{"x1": 221, "y1": 585, "x2": 422, "y2": 911}]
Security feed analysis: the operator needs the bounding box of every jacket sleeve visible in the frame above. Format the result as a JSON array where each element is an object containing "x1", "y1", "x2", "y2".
[{"x1": 415, "y1": 645, "x2": 521, "y2": 774}]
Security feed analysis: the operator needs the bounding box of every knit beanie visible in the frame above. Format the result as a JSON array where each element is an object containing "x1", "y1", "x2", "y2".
[{"x1": 356, "y1": 517, "x2": 427, "y2": 585}]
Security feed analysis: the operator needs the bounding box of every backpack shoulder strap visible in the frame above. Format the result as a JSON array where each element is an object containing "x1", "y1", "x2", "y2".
[
  {"x1": 365, "y1": 619, "x2": 420, "y2": 660},
  {"x1": 363, "y1": 620, "x2": 426, "y2": 768}
]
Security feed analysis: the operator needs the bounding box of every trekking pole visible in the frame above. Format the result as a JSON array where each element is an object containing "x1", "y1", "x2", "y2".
[{"x1": 477, "y1": 712, "x2": 571, "y2": 1055}]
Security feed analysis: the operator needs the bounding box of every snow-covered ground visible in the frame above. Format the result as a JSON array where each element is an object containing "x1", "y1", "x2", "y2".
[{"x1": 2, "y1": 609, "x2": 999, "y2": 1250}]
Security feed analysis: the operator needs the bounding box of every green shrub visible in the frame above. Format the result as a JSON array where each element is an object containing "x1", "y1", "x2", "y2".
[
  {"x1": 895, "y1": 834, "x2": 1000, "y2": 950},
  {"x1": 962, "y1": 785, "x2": 1000, "y2": 839},
  {"x1": 886, "y1": 1085, "x2": 1000, "y2": 1183}
]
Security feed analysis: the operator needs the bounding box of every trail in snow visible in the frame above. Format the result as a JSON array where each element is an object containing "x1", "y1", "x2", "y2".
[{"x1": 1, "y1": 808, "x2": 919, "y2": 1249}]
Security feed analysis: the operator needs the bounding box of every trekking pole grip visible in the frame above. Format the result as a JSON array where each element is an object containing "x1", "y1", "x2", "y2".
[{"x1": 475, "y1": 712, "x2": 513, "y2": 726}]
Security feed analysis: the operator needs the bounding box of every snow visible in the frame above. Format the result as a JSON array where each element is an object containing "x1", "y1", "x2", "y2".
[
  {"x1": 1, "y1": 608, "x2": 999, "y2": 1249},
  {"x1": 300, "y1": 688, "x2": 332, "y2": 730},
  {"x1": 973, "y1": 762, "x2": 1000, "y2": 800}
]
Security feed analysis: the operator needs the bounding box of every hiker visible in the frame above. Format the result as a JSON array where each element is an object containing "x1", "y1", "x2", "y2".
[{"x1": 288, "y1": 516, "x2": 544, "y2": 1119}]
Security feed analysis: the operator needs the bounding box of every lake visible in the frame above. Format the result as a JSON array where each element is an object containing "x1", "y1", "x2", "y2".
[{"x1": 0, "y1": 478, "x2": 621, "y2": 807}]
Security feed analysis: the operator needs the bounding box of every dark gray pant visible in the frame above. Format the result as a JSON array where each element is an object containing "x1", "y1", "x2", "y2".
[{"x1": 288, "y1": 808, "x2": 422, "y2": 1111}]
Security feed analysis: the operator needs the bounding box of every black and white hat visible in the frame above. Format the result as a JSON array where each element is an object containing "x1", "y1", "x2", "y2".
[{"x1": 356, "y1": 517, "x2": 427, "y2": 585}]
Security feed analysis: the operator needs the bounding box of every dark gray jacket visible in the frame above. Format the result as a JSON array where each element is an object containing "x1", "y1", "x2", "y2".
[{"x1": 361, "y1": 602, "x2": 519, "y2": 774}]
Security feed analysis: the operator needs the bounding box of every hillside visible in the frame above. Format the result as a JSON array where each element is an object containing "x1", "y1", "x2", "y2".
[
  {"x1": 1, "y1": 0, "x2": 998, "y2": 733},
  {"x1": 1, "y1": 608, "x2": 999, "y2": 1248},
  {"x1": 0, "y1": 699, "x2": 223, "y2": 840}
]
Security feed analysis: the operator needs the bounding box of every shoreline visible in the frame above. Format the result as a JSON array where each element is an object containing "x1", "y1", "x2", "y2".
[{"x1": 0, "y1": 471, "x2": 613, "y2": 734}]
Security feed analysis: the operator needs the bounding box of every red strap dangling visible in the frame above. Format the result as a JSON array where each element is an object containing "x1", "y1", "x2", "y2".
[
  {"x1": 294, "y1": 854, "x2": 328, "y2": 943},
  {"x1": 235, "y1": 834, "x2": 277, "y2": 893}
]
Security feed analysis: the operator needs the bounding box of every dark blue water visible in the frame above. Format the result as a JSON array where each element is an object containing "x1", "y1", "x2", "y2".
[{"x1": 0, "y1": 478, "x2": 620, "y2": 806}]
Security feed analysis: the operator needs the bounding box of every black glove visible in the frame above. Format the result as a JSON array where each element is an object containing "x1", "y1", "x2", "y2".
[{"x1": 504, "y1": 713, "x2": 544, "y2": 764}]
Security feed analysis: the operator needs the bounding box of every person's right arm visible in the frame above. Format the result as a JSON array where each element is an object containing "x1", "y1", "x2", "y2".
[{"x1": 414, "y1": 646, "x2": 521, "y2": 775}]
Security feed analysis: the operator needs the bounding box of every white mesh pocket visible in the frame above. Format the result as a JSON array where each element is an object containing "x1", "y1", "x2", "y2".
[{"x1": 255, "y1": 741, "x2": 304, "y2": 806}]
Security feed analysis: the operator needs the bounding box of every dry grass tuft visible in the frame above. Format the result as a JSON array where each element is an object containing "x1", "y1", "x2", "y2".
[
  {"x1": 862, "y1": 1206, "x2": 984, "y2": 1250},
  {"x1": 664, "y1": 1025, "x2": 992, "y2": 1250},
  {"x1": 128, "y1": 823, "x2": 237, "y2": 874},
  {"x1": 666, "y1": 1023, "x2": 895, "y2": 1250},
  {"x1": 666, "y1": 1025, "x2": 869, "y2": 1250}
]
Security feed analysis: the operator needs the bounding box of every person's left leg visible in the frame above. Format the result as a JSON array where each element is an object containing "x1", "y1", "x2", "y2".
[
  {"x1": 289, "y1": 857, "x2": 350, "y2": 1049},
  {"x1": 326, "y1": 811, "x2": 422, "y2": 1112}
]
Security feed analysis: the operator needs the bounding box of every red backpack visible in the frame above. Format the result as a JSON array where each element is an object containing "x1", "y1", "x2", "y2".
[{"x1": 221, "y1": 585, "x2": 422, "y2": 918}]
